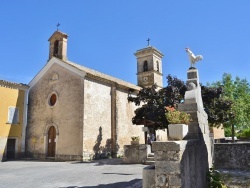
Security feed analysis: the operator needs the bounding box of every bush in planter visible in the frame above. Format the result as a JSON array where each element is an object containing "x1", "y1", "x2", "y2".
[
  {"x1": 131, "y1": 136, "x2": 140, "y2": 145},
  {"x1": 131, "y1": 136, "x2": 140, "y2": 141},
  {"x1": 165, "y1": 106, "x2": 192, "y2": 140},
  {"x1": 165, "y1": 106, "x2": 191, "y2": 125}
]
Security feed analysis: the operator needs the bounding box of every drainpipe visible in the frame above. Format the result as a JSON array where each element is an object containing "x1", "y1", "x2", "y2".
[{"x1": 111, "y1": 82, "x2": 117, "y2": 157}]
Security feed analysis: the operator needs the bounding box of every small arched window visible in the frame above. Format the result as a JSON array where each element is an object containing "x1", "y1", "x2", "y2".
[
  {"x1": 156, "y1": 61, "x2": 159, "y2": 72},
  {"x1": 53, "y1": 40, "x2": 59, "y2": 57},
  {"x1": 143, "y1": 61, "x2": 148, "y2": 72}
]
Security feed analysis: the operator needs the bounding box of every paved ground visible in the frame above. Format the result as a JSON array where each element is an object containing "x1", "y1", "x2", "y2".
[
  {"x1": 218, "y1": 169, "x2": 250, "y2": 187},
  {"x1": 0, "y1": 159, "x2": 145, "y2": 188}
]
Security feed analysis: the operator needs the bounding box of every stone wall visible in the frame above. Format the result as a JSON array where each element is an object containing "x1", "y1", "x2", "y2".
[
  {"x1": 83, "y1": 78, "x2": 112, "y2": 159},
  {"x1": 214, "y1": 143, "x2": 250, "y2": 170},
  {"x1": 116, "y1": 89, "x2": 144, "y2": 155}
]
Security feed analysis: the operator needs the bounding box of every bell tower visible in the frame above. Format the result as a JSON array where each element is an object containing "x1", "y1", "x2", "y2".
[
  {"x1": 48, "y1": 30, "x2": 68, "y2": 61},
  {"x1": 135, "y1": 46, "x2": 164, "y2": 88}
]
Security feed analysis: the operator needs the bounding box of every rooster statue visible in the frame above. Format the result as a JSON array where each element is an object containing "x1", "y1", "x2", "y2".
[{"x1": 185, "y1": 48, "x2": 203, "y2": 68}]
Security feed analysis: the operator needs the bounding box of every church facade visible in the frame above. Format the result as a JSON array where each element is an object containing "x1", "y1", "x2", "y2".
[{"x1": 26, "y1": 31, "x2": 163, "y2": 161}]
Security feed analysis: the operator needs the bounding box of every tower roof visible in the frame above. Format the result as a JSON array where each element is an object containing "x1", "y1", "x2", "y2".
[
  {"x1": 48, "y1": 30, "x2": 68, "y2": 41},
  {"x1": 134, "y1": 46, "x2": 164, "y2": 58}
]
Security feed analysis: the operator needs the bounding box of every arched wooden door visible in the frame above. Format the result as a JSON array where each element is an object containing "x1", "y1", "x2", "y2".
[{"x1": 47, "y1": 126, "x2": 56, "y2": 157}]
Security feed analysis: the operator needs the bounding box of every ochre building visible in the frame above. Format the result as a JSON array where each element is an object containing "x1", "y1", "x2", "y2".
[{"x1": 0, "y1": 80, "x2": 29, "y2": 161}]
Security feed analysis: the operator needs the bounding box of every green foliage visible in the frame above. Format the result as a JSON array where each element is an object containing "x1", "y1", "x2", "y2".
[
  {"x1": 224, "y1": 127, "x2": 231, "y2": 137},
  {"x1": 128, "y1": 74, "x2": 237, "y2": 129},
  {"x1": 211, "y1": 73, "x2": 250, "y2": 130},
  {"x1": 237, "y1": 128, "x2": 250, "y2": 138},
  {"x1": 165, "y1": 106, "x2": 191, "y2": 124},
  {"x1": 117, "y1": 154, "x2": 123, "y2": 158},
  {"x1": 207, "y1": 167, "x2": 227, "y2": 188},
  {"x1": 131, "y1": 136, "x2": 140, "y2": 141},
  {"x1": 201, "y1": 85, "x2": 235, "y2": 127}
]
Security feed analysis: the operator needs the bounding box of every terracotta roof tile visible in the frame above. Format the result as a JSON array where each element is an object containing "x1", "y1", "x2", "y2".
[
  {"x1": 0, "y1": 80, "x2": 29, "y2": 90},
  {"x1": 62, "y1": 60, "x2": 141, "y2": 91}
]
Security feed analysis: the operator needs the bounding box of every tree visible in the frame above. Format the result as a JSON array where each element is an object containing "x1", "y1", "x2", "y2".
[
  {"x1": 210, "y1": 73, "x2": 250, "y2": 142},
  {"x1": 201, "y1": 85, "x2": 235, "y2": 127},
  {"x1": 127, "y1": 75, "x2": 186, "y2": 129},
  {"x1": 128, "y1": 74, "x2": 233, "y2": 130}
]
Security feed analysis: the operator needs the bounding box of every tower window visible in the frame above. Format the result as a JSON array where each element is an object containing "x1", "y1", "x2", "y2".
[
  {"x1": 53, "y1": 40, "x2": 59, "y2": 57},
  {"x1": 143, "y1": 61, "x2": 148, "y2": 72},
  {"x1": 157, "y1": 61, "x2": 159, "y2": 72}
]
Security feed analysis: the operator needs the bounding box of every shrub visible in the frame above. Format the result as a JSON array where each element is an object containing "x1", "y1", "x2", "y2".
[
  {"x1": 207, "y1": 166, "x2": 227, "y2": 188},
  {"x1": 165, "y1": 106, "x2": 191, "y2": 124}
]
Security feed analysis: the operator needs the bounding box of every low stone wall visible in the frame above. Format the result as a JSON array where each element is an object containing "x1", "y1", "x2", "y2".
[
  {"x1": 26, "y1": 152, "x2": 82, "y2": 161},
  {"x1": 214, "y1": 143, "x2": 250, "y2": 170},
  {"x1": 123, "y1": 144, "x2": 149, "y2": 164}
]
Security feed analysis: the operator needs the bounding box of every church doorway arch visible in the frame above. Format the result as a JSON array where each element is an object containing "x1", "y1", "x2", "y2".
[
  {"x1": 47, "y1": 126, "x2": 56, "y2": 157},
  {"x1": 44, "y1": 123, "x2": 59, "y2": 158}
]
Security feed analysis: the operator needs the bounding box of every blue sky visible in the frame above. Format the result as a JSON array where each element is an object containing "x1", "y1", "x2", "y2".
[{"x1": 1, "y1": 1, "x2": 250, "y2": 86}]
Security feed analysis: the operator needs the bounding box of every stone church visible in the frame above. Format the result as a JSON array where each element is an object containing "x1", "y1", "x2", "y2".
[{"x1": 26, "y1": 30, "x2": 164, "y2": 161}]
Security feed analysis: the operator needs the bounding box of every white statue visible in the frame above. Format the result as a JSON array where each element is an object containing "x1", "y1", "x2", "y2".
[{"x1": 185, "y1": 48, "x2": 203, "y2": 68}]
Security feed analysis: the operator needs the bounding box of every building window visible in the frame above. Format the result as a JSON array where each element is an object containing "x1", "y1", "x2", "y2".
[
  {"x1": 156, "y1": 61, "x2": 159, "y2": 72},
  {"x1": 143, "y1": 61, "x2": 148, "y2": 72},
  {"x1": 49, "y1": 94, "x2": 57, "y2": 106},
  {"x1": 7, "y1": 107, "x2": 19, "y2": 124},
  {"x1": 53, "y1": 40, "x2": 59, "y2": 57}
]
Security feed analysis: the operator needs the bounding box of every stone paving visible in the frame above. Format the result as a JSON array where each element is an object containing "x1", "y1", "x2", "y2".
[
  {"x1": 218, "y1": 169, "x2": 250, "y2": 188},
  {"x1": 0, "y1": 159, "x2": 145, "y2": 188}
]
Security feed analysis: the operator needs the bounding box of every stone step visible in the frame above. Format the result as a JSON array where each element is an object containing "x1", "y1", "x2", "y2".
[
  {"x1": 145, "y1": 152, "x2": 155, "y2": 165},
  {"x1": 20, "y1": 158, "x2": 38, "y2": 161},
  {"x1": 146, "y1": 156, "x2": 154, "y2": 160},
  {"x1": 145, "y1": 160, "x2": 155, "y2": 165},
  {"x1": 148, "y1": 153, "x2": 154, "y2": 157},
  {"x1": 45, "y1": 157, "x2": 55, "y2": 161}
]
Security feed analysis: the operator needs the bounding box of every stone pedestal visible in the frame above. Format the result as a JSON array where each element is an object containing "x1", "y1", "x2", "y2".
[
  {"x1": 143, "y1": 165, "x2": 155, "y2": 188},
  {"x1": 143, "y1": 68, "x2": 212, "y2": 188},
  {"x1": 153, "y1": 141, "x2": 186, "y2": 187},
  {"x1": 178, "y1": 68, "x2": 212, "y2": 167},
  {"x1": 123, "y1": 144, "x2": 150, "y2": 164},
  {"x1": 152, "y1": 140, "x2": 209, "y2": 188}
]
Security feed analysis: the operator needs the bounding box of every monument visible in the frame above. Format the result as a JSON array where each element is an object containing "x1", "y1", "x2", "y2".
[{"x1": 144, "y1": 48, "x2": 212, "y2": 188}]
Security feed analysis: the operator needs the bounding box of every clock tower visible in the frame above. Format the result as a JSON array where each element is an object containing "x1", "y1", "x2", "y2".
[{"x1": 135, "y1": 46, "x2": 164, "y2": 88}]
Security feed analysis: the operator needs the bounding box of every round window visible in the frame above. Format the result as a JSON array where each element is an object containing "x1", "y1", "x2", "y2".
[{"x1": 49, "y1": 94, "x2": 57, "y2": 106}]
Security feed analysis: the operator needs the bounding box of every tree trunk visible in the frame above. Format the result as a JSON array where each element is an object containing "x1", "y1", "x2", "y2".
[{"x1": 232, "y1": 124, "x2": 235, "y2": 143}]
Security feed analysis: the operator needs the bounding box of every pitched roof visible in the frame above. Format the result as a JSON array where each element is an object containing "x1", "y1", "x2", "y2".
[
  {"x1": 0, "y1": 80, "x2": 29, "y2": 90},
  {"x1": 29, "y1": 57, "x2": 141, "y2": 91},
  {"x1": 48, "y1": 30, "x2": 68, "y2": 41},
  {"x1": 62, "y1": 59, "x2": 141, "y2": 90}
]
